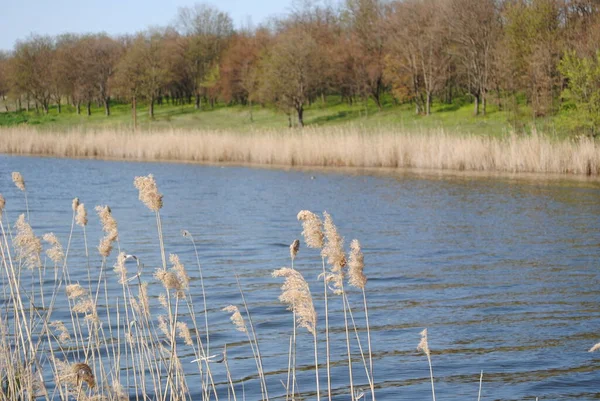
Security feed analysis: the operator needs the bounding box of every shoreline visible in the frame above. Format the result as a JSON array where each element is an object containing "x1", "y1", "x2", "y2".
[{"x1": 1, "y1": 126, "x2": 599, "y2": 179}]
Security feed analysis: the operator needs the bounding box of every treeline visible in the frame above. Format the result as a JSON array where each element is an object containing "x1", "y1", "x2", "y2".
[{"x1": 1, "y1": 0, "x2": 600, "y2": 130}]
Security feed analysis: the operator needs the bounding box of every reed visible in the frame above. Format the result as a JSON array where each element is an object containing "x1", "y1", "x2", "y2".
[
  {"x1": 0, "y1": 126, "x2": 599, "y2": 175},
  {"x1": 0, "y1": 170, "x2": 503, "y2": 401},
  {"x1": 418, "y1": 328, "x2": 436, "y2": 401}
]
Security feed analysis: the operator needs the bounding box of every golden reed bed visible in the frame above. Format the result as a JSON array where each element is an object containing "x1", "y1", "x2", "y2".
[{"x1": 1, "y1": 126, "x2": 599, "y2": 175}]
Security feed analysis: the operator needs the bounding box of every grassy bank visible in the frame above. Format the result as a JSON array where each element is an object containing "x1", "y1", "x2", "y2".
[
  {"x1": 0, "y1": 126, "x2": 599, "y2": 175},
  {"x1": 0, "y1": 95, "x2": 562, "y2": 138}
]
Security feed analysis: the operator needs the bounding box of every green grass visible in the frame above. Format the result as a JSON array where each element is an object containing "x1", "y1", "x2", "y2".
[{"x1": 0, "y1": 95, "x2": 569, "y2": 138}]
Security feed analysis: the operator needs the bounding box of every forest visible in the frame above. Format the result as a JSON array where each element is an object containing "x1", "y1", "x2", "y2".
[{"x1": 1, "y1": 0, "x2": 600, "y2": 134}]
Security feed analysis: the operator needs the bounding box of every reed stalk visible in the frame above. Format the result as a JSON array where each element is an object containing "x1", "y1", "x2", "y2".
[
  {"x1": 478, "y1": 370, "x2": 483, "y2": 401},
  {"x1": 418, "y1": 329, "x2": 436, "y2": 401}
]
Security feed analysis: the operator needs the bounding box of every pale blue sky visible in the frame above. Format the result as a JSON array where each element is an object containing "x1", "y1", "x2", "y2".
[{"x1": 0, "y1": 0, "x2": 295, "y2": 51}]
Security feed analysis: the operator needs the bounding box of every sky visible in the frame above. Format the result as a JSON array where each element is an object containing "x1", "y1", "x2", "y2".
[{"x1": 0, "y1": 0, "x2": 295, "y2": 51}]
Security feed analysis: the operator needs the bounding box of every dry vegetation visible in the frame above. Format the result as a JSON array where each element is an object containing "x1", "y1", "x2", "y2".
[{"x1": 1, "y1": 126, "x2": 600, "y2": 175}]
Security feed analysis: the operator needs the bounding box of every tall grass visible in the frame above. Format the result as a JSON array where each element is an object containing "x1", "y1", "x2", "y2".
[{"x1": 0, "y1": 126, "x2": 599, "y2": 175}]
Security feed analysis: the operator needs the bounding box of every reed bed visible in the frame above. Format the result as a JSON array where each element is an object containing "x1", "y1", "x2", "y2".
[
  {"x1": 0, "y1": 171, "x2": 423, "y2": 401},
  {"x1": 1, "y1": 126, "x2": 599, "y2": 175}
]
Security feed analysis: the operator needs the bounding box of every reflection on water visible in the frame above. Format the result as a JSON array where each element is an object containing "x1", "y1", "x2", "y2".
[{"x1": 1, "y1": 155, "x2": 599, "y2": 400}]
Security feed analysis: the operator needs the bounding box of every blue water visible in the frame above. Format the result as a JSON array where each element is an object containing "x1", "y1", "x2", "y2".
[{"x1": 1, "y1": 155, "x2": 599, "y2": 400}]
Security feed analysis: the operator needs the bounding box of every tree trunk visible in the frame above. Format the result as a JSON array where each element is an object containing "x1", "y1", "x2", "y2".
[
  {"x1": 149, "y1": 97, "x2": 154, "y2": 118},
  {"x1": 195, "y1": 93, "x2": 201, "y2": 109},
  {"x1": 482, "y1": 91, "x2": 487, "y2": 116},
  {"x1": 249, "y1": 100, "x2": 253, "y2": 122},
  {"x1": 288, "y1": 113, "x2": 292, "y2": 128},
  {"x1": 76, "y1": 102, "x2": 81, "y2": 115},
  {"x1": 297, "y1": 105, "x2": 304, "y2": 127},
  {"x1": 87, "y1": 101, "x2": 92, "y2": 116},
  {"x1": 426, "y1": 92, "x2": 432, "y2": 116},
  {"x1": 43, "y1": 103, "x2": 48, "y2": 115},
  {"x1": 104, "y1": 97, "x2": 110, "y2": 116},
  {"x1": 132, "y1": 96, "x2": 137, "y2": 129},
  {"x1": 473, "y1": 92, "x2": 480, "y2": 116},
  {"x1": 57, "y1": 100, "x2": 61, "y2": 114}
]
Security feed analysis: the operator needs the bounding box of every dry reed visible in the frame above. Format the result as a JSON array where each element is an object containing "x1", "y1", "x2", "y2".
[
  {"x1": 418, "y1": 328, "x2": 436, "y2": 401},
  {"x1": 76, "y1": 203, "x2": 88, "y2": 227},
  {"x1": 272, "y1": 268, "x2": 317, "y2": 335},
  {"x1": 12, "y1": 171, "x2": 25, "y2": 191},
  {"x1": 0, "y1": 126, "x2": 599, "y2": 175},
  {"x1": 13, "y1": 213, "x2": 42, "y2": 269}
]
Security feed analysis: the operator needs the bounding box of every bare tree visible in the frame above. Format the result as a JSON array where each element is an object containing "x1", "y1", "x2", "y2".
[
  {"x1": 344, "y1": 0, "x2": 387, "y2": 109},
  {"x1": 177, "y1": 3, "x2": 233, "y2": 109},
  {"x1": 10, "y1": 35, "x2": 55, "y2": 114},
  {"x1": 445, "y1": 0, "x2": 500, "y2": 115}
]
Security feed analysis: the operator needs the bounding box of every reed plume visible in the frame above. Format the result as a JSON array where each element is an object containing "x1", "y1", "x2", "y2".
[
  {"x1": 51, "y1": 320, "x2": 71, "y2": 343},
  {"x1": 273, "y1": 267, "x2": 317, "y2": 335},
  {"x1": 223, "y1": 305, "x2": 247, "y2": 333},
  {"x1": 0, "y1": 194, "x2": 5, "y2": 217},
  {"x1": 322, "y1": 211, "x2": 346, "y2": 294},
  {"x1": 95, "y1": 205, "x2": 118, "y2": 257},
  {"x1": 134, "y1": 174, "x2": 163, "y2": 211},
  {"x1": 67, "y1": 284, "x2": 98, "y2": 323},
  {"x1": 66, "y1": 283, "x2": 88, "y2": 300},
  {"x1": 155, "y1": 269, "x2": 184, "y2": 295},
  {"x1": 114, "y1": 252, "x2": 128, "y2": 284},
  {"x1": 72, "y1": 197, "x2": 79, "y2": 212},
  {"x1": 169, "y1": 254, "x2": 190, "y2": 289},
  {"x1": 290, "y1": 239, "x2": 300, "y2": 262},
  {"x1": 76, "y1": 203, "x2": 88, "y2": 227},
  {"x1": 417, "y1": 329, "x2": 431, "y2": 357},
  {"x1": 348, "y1": 239, "x2": 375, "y2": 401},
  {"x1": 348, "y1": 240, "x2": 366, "y2": 289},
  {"x1": 589, "y1": 342, "x2": 600, "y2": 352},
  {"x1": 273, "y1": 267, "x2": 320, "y2": 400},
  {"x1": 321, "y1": 211, "x2": 356, "y2": 399},
  {"x1": 43, "y1": 232, "x2": 64, "y2": 265},
  {"x1": 12, "y1": 172, "x2": 25, "y2": 191},
  {"x1": 13, "y1": 213, "x2": 42, "y2": 269},
  {"x1": 176, "y1": 322, "x2": 194, "y2": 346},
  {"x1": 297, "y1": 210, "x2": 324, "y2": 249},
  {"x1": 418, "y1": 329, "x2": 436, "y2": 401}
]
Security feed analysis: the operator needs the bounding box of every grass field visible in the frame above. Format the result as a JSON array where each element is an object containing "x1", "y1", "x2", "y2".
[{"x1": 0, "y1": 95, "x2": 562, "y2": 138}]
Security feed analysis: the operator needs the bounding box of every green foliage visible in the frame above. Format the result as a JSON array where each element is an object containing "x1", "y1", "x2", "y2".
[{"x1": 558, "y1": 50, "x2": 600, "y2": 135}]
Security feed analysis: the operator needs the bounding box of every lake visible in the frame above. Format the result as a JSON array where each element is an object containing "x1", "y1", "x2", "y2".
[{"x1": 0, "y1": 154, "x2": 599, "y2": 400}]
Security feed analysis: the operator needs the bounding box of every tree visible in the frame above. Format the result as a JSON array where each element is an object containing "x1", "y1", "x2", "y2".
[
  {"x1": 558, "y1": 50, "x2": 600, "y2": 135},
  {"x1": 0, "y1": 52, "x2": 9, "y2": 111},
  {"x1": 260, "y1": 26, "x2": 323, "y2": 127},
  {"x1": 445, "y1": 0, "x2": 499, "y2": 115},
  {"x1": 177, "y1": 3, "x2": 233, "y2": 109},
  {"x1": 113, "y1": 32, "x2": 170, "y2": 120},
  {"x1": 85, "y1": 35, "x2": 121, "y2": 116},
  {"x1": 385, "y1": 0, "x2": 450, "y2": 115},
  {"x1": 501, "y1": 0, "x2": 562, "y2": 117},
  {"x1": 344, "y1": 0, "x2": 387, "y2": 109},
  {"x1": 10, "y1": 35, "x2": 55, "y2": 114}
]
